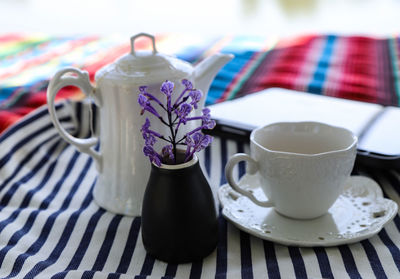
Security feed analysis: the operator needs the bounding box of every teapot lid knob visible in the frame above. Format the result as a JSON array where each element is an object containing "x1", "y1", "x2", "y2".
[{"x1": 130, "y1": 33, "x2": 157, "y2": 56}]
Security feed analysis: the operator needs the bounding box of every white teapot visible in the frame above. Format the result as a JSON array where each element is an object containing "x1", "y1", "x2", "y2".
[{"x1": 47, "y1": 33, "x2": 233, "y2": 216}]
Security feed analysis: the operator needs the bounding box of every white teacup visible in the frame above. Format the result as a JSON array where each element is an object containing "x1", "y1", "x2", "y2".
[{"x1": 225, "y1": 122, "x2": 358, "y2": 219}]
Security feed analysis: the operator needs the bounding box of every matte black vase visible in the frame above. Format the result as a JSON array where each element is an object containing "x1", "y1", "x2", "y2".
[{"x1": 141, "y1": 154, "x2": 218, "y2": 263}]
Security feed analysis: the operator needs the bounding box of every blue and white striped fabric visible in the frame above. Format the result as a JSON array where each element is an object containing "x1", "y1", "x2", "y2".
[{"x1": 0, "y1": 101, "x2": 400, "y2": 279}]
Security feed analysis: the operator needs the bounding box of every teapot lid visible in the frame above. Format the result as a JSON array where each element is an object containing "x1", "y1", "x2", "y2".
[{"x1": 95, "y1": 33, "x2": 193, "y2": 85}]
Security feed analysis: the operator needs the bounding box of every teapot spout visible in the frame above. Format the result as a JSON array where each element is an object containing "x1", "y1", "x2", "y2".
[{"x1": 194, "y1": 53, "x2": 234, "y2": 108}]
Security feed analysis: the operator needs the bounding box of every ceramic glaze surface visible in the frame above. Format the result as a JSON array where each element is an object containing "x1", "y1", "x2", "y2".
[
  {"x1": 142, "y1": 155, "x2": 218, "y2": 263},
  {"x1": 225, "y1": 122, "x2": 358, "y2": 219},
  {"x1": 91, "y1": 82, "x2": 150, "y2": 215},
  {"x1": 219, "y1": 174, "x2": 398, "y2": 247},
  {"x1": 47, "y1": 33, "x2": 233, "y2": 216}
]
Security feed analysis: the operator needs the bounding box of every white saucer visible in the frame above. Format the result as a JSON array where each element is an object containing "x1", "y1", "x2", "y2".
[{"x1": 218, "y1": 175, "x2": 398, "y2": 247}]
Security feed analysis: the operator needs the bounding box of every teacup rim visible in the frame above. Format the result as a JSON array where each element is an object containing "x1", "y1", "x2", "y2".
[{"x1": 250, "y1": 121, "x2": 358, "y2": 157}]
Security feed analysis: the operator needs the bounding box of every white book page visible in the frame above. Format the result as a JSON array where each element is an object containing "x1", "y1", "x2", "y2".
[
  {"x1": 208, "y1": 88, "x2": 400, "y2": 155},
  {"x1": 359, "y1": 107, "x2": 400, "y2": 155}
]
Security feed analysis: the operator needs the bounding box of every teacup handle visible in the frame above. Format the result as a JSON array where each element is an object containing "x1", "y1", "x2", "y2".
[
  {"x1": 47, "y1": 67, "x2": 102, "y2": 171},
  {"x1": 225, "y1": 153, "x2": 274, "y2": 207}
]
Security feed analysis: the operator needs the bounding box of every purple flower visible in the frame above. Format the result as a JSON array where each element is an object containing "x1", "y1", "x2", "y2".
[
  {"x1": 142, "y1": 131, "x2": 157, "y2": 146},
  {"x1": 139, "y1": 85, "x2": 164, "y2": 107},
  {"x1": 189, "y1": 89, "x2": 202, "y2": 109},
  {"x1": 143, "y1": 145, "x2": 162, "y2": 166},
  {"x1": 202, "y1": 108, "x2": 211, "y2": 119},
  {"x1": 184, "y1": 108, "x2": 216, "y2": 136},
  {"x1": 161, "y1": 144, "x2": 175, "y2": 161},
  {"x1": 191, "y1": 132, "x2": 213, "y2": 151},
  {"x1": 204, "y1": 120, "x2": 216, "y2": 129},
  {"x1": 138, "y1": 94, "x2": 147, "y2": 108},
  {"x1": 139, "y1": 86, "x2": 148, "y2": 94},
  {"x1": 161, "y1": 80, "x2": 174, "y2": 97},
  {"x1": 138, "y1": 79, "x2": 215, "y2": 165},
  {"x1": 201, "y1": 108, "x2": 216, "y2": 129},
  {"x1": 185, "y1": 132, "x2": 213, "y2": 161},
  {"x1": 141, "y1": 118, "x2": 161, "y2": 146},
  {"x1": 174, "y1": 79, "x2": 193, "y2": 107},
  {"x1": 138, "y1": 94, "x2": 160, "y2": 118},
  {"x1": 176, "y1": 103, "x2": 192, "y2": 124},
  {"x1": 182, "y1": 79, "x2": 193, "y2": 90},
  {"x1": 161, "y1": 80, "x2": 174, "y2": 110}
]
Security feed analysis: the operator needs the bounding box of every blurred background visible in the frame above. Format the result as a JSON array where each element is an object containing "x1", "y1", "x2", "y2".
[{"x1": 1, "y1": 0, "x2": 400, "y2": 37}]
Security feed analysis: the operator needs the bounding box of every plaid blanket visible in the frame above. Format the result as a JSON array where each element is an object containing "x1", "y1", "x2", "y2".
[{"x1": 0, "y1": 33, "x2": 399, "y2": 133}]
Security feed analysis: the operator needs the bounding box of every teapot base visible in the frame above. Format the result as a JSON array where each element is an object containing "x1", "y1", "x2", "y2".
[{"x1": 92, "y1": 180, "x2": 142, "y2": 216}]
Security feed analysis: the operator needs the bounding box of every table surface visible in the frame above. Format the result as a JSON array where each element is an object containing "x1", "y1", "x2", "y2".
[{"x1": 0, "y1": 99, "x2": 399, "y2": 279}]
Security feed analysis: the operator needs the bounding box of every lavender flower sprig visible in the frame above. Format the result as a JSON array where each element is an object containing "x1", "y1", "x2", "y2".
[{"x1": 138, "y1": 79, "x2": 215, "y2": 166}]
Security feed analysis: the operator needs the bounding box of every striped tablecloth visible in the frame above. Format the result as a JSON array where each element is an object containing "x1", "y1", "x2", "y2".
[{"x1": 0, "y1": 99, "x2": 400, "y2": 279}]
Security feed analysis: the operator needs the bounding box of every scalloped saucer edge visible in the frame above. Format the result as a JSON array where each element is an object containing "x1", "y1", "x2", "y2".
[{"x1": 218, "y1": 175, "x2": 398, "y2": 247}]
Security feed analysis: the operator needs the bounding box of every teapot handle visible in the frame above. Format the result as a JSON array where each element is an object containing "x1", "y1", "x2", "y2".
[
  {"x1": 130, "y1": 33, "x2": 157, "y2": 55},
  {"x1": 46, "y1": 67, "x2": 103, "y2": 171}
]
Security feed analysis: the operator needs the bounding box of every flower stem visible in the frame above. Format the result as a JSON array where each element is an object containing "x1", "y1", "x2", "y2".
[
  {"x1": 158, "y1": 117, "x2": 169, "y2": 126},
  {"x1": 158, "y1": 136, "x2": 172, "y2": 143},
  {"x1": 145, "y1": 93, "x2": 167, "y2": 111},
  {"x1": 176, "y1": 135, "x2": 187, "y2": 144},
  {"x1": 173, "y1": 88, "x2": 188, "y2": 107},
  {"x1": 174, "y1": 95, "x2": 190, "y2": 108},
  {"x1": 186, "y1": 126, "x2": 203, "y2": 136},
  {"x1": 167, "y1": 108, "x2": 177, "y2": 163}
]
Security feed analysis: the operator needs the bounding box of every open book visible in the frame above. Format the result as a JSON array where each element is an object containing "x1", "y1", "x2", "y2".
[{"x1": 208, "y1": 88, "x2": 400, "y2": 157}]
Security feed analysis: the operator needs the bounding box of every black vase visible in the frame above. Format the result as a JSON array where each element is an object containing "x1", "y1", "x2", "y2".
[{"x1": 141, "y1": 154, "x2": 218, "y2": 263}]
